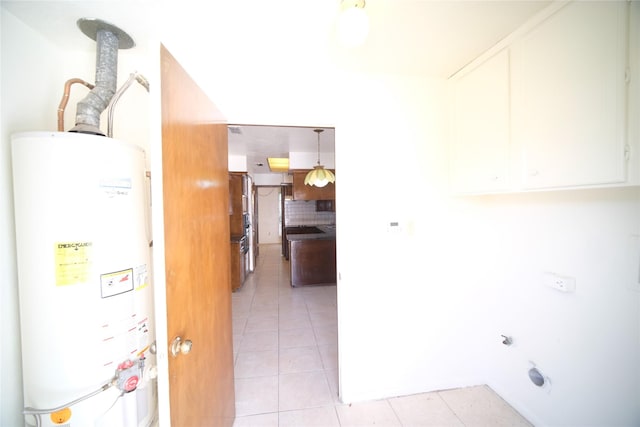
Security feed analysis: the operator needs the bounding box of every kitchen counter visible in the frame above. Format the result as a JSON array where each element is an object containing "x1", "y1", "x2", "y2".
[
  {"x1": 283, "y1": 225, "x2": 335, "y2": 260},
  {"x1": 285, "y1": 225, "x2": 336, "y2": 241},
  {"x1": 286, "y1": 225, "x2": 336, "y2": 287}
]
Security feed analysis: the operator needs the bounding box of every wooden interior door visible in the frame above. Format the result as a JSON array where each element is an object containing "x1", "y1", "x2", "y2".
[{"x1": 160, "y1": 45, "x2": 235, "y2": 426}]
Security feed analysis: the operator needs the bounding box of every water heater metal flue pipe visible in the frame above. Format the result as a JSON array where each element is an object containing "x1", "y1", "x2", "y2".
[{"x1": 70, "y1": 18, "x2": 134, "y2": 136}]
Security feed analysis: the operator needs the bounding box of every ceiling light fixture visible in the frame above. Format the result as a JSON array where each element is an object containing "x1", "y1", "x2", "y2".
[
  {"x1": 304, "y1": 129, "x2": 335, "y2": 188},
  {"x1": 337, "y1": 0, "x2": 369, "y2": 48},
  {"x1": 267, "y1": 157, "x2": 289, "y2": 173}
]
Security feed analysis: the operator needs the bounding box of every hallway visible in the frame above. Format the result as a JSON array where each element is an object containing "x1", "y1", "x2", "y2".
[{"x1": 231, "y1": 244, "x2": 531, "y2": 426}]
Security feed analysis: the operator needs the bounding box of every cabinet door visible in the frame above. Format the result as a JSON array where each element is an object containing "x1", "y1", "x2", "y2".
[
  {"x1": 451, "y1": 49, "x2": 510, "y2": 194},
  {"x1": 512, "y1": 1, "x2": 628, "y2": 189},
  {"x1": 292, "y1": 171, "x2": 335, "y2": 200},
  {"x1": 229, "y1": 173, "x2": 245, "y2": 235},
  {"x1": 230, "y1": 242, "x2": 241, "y2": 291}
]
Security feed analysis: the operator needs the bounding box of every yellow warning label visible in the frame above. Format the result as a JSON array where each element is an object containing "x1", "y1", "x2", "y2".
[{"x1": 54, "y1": 242, "x2": 92, "y2": 286}]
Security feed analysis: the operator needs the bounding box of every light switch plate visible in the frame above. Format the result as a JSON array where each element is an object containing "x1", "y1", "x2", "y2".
[
  {"x1": 387, "y1": 221, "x2": 401, "y2": 233},
  {"x1": 543, "y1": 272, "x2": 576, "y2": 293}
]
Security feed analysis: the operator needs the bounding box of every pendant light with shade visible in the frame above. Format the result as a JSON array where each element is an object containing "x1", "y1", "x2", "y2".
[{"x1": 304, "y1": 129, "x2": 335, "y2": 187}]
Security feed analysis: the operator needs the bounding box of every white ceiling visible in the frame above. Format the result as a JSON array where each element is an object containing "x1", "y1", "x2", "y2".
[
  {"x1": 1, "y1": 1, "x2": 155, "y2": 53},
  {"x1": 228, "y1": 125, "x2": 335, "y2": 176},
  {"x1": 2, "y1": 0, "x2": 552, "y2": 176}
]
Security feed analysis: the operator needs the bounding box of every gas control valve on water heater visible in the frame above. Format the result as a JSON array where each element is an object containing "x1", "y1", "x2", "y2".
[{"x1": 11, "y1": 18, "x2": 156, "y2": 427}]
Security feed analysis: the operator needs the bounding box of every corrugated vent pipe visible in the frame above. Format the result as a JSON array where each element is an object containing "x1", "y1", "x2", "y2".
[{"x1": 69, "y1": 18, "x2": 134, "y2": 136}]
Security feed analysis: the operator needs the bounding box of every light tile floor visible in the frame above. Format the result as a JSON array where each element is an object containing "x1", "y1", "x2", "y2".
[{"x1": 232, "y1": 243, "x2": 531, "y2": 427}]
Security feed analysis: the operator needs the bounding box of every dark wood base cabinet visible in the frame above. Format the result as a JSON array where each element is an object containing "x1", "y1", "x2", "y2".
[
  {"x1": 289, "y1": 239, "x2": 336, "y2": 287},
  {"x1": 230, "y1": 241, "x2": 245, "y2": 291}
]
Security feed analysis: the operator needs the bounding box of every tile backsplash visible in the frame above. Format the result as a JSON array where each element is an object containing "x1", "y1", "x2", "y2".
[{"x1": 285, "y1": 200, "x2": 336, "y2": 226}]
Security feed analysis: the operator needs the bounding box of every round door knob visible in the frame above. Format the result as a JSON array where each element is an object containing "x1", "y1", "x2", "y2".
[{"x1": 171, "y1": 336, "x2": 193, "y2": 357}]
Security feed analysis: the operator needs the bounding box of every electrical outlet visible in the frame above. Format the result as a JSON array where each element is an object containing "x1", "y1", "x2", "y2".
[{"x1": 543, "y1": 272, "x2": 576, "y2": 293}]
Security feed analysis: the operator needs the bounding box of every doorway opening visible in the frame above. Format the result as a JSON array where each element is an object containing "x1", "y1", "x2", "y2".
[
  {"x1": 227, "y1": 124, "x2": 336, "y2": 261},
  {"x1": 227, "y1": 124, "x2": 339, "y2": 418}
]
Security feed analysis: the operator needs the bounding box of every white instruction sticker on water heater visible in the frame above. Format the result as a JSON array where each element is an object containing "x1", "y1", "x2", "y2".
[
  {"x1": 101, "y1": 268, "x2": 134, "y2": 298},
  {"x1": 99, "y1": 177, "x2": 132, "y2": 197},
  {"x1": 134, "y1": 264, "x2": 149, "y2": 290}
]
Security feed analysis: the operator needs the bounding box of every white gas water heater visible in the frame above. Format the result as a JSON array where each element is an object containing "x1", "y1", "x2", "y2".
[{"x1": 11, "y1": 18, "x2": 157, "y2": 427}]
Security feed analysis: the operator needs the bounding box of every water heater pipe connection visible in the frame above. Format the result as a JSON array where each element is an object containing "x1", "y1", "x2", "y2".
[
  {"x1": 57, "y1": 78, "x2": 95, "y2": 132},
  {"x1": 23, "y1": 381, "x2": 113, "y2": 427},
  {"x1": 106, "y1": 71, "x2": 150, "y2": 137},
  {"x1": 69, "y1": 18, "x2": 134, "y2": 136},
  {"x1": 22, "y1": 357, "x2": 145, "y2": 427}
]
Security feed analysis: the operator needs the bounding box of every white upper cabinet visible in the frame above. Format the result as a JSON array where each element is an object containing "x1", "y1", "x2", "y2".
[
  {"x1": 511, "y1": 1, "x2": 629, "y2": 190},
  {"x1": 451, "y1": 49, "x2": 510, "y2": 194},
  {"x1": 450, "y1": 1, "x2": 633, "y2": 194}
]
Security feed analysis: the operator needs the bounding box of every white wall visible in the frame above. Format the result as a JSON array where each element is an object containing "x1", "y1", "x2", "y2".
[
  {"x1": 257, "y1": 187, "x2": 282, "y2": 245},
  {"x1": 289, "y1": 150, "x2": 335, "y2": 170},
  {"x1": 332, "y1": 73, "x2": 488, "y2": 401},
  {"x1": 253, "y1": 173, "x2": 288, "y2": 186},
  {"x1": 228, "y1": 154, "x2": 247, "y2": 172},
  {"x1": 0, "y1": 16, "x2": 3, "y2": 425},
  {"x1": 465, "y1": 188, "x2": 640, "y2": 426},
  {"x1": 1, "y1": 12, "x2": 62, "y2": 425}
]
